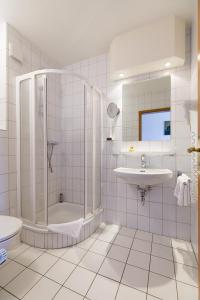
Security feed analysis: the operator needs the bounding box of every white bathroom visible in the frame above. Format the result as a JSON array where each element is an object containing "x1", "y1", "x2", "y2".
[{"x1": 0, "y1": 0, "x2": 199, "y2": 299}]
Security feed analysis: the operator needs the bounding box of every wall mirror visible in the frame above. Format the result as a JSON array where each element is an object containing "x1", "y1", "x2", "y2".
[{"x1": 122, "y1": 76, "x2": 171, "y2": 141}]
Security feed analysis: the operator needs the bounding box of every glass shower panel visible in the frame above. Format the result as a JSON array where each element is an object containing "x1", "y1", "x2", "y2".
[
  {"x1": 46, "y1": 74, "x2": 62, "y2": 216},
  {"x1": 35, "y1": 75, "x2": 47, "y2": 225},
  {"x1": 93, "y1": 89, "x2": 102, "y2": 211},
  {"x1": 20, "y1": 79, "x2": 33, "y2": 221},
  {"x1": 46, "y1": 73, "x2": 85, "y2": 224},
  {"x1": 85, "y1": 85, "x2": 93, "y2": 217}
]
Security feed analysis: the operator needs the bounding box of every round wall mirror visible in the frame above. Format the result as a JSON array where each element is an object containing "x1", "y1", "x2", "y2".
[{"x1": 107, "y1": 103, "x2": 120, "y2": 119}]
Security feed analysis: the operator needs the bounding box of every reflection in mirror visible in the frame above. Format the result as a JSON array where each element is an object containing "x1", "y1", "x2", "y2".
[{"x1": 122, "y1": 76, "x2": 171, "y2": 141}]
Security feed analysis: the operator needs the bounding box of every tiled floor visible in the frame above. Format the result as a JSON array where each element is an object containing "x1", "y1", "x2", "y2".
[{"x1": 0, "y1": 224, "x2": 198, "y2": 300}]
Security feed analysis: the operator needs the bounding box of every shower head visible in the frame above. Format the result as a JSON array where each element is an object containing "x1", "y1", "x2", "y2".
[{"x1": 47, "y1": 140, "x2": 59, "y2": 146}]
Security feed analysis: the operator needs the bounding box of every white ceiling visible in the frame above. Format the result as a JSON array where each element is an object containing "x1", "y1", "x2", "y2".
[{"x1": 0, "y1": 0, "x2": 194, "y2": 66}]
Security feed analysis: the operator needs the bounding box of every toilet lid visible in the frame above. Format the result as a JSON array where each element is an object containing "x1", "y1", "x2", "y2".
[{"x1": 0, "y1": 216, "x2": 22, "y2": 242}]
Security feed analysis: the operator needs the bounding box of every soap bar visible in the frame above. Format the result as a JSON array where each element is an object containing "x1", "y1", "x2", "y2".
[{"x1": 129, "y1": 146, "x2": 135, "y2": 152}]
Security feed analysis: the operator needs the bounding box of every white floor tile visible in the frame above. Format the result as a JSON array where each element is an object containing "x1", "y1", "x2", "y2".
[
  {"x1": 148, "y1": 272, "x2": 177, "y2": 300},
  {"x1": 153, "y1": 234, "x2": 172, "y2": 247},
  {"x1": 45, "y1": 259, "x2": 75, "y2": 284},
  {"x1": 151, "y1": 243, "x2": 173, "y2": 260},
  {"x1": 90, "y1": 240, "x2": 111, "y2": 256},
  {"x1": 0, "y1": 261, "x2": 25, "y2": 287},
  {"x1": 5, "y1": 268, "x2": 41, "y2": 299},
  {"x1": 87, "y1": 275, "x2": 119, "y2": 300},
  {"x1": 102, "y1": 224, "x2": 120, "y2": 233},
  {"x1": 54, "y1": 287, "x2": 84, "y2": 300},
  {"x1": 98, "y1": 258, "x2": 125, "y2": 282},
  {"x1": 135, "y1": 230, "x2": 153, "y2": 242},
  {"x1": 79, "y1": 251, "x2": 104, "y2": 272},
  {"x1": 127, "y1": 250, "x2": 150, "y2": 270},
  {"x1": 22, "y1": 277, "x2": 60, "y2": 300},
  {"x1": 91, "y1": 228, "x2": 104, "y2": 239},
  {"x1": 119, "y1": 227, "x2": 136, "y2": 238},
  {"x1": 62, "y1": 246, "x2": 87, "y2": 264},
  {"x1": 0, "y1": 259, "x2": 10, "y2": 269},
  {"x1": 65, "y1": 266, "x2": 95, "y2": 296},
  {"x1": 177, "y1": 281, "x2": 198, "y2": 300},
  {"x1": 8, "y1": 243, "x2": 30, "y2": 259},
  {"x1": 29, "y1": 252, "x2": 58, "y2": 275},
  {"x1": 47, "y1": 248, "x2": 66, "y2": 258},
  {"x1": 77, "y1": 237, "x2": 96, "y2": 250},
  {"x1": 173, "y1": 248, "x2": 198, "y2": 267},
  {"x1": 107, "y1": 244, "x2": 129, "y2": 263},
  {"x1": 14, "y1": 247, "x2": 43, "y2": 267},
  {"x1": 113, "y1": 234, "x2": 133, "y2": 248},
  {"x1": 116, "y1": 284, "x2": 146, "y2": 300},
  {"x1": 175, "y1": 262, "x2": 198, "y2": 287},
  {"x1": 172, "y1": 239, "x2": 193, "y2": 252},
  {"x1": 98, "y1": 231, "x2": 118, "y2": 243},
  {"x1": 0, "y1": 289, "x2": 18, "y2": 300},
  {"x1": 132, "y1": 239, "x2": 151, "y2": 254},
  {"x1": 150, "y1": 256, "x2": 175, "y2": 279},
  {"x1": 121, "y1": 264, "x2": 148, "y2": 292}
]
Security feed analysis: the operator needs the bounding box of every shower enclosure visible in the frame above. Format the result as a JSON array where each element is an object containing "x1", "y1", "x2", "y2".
[{"x1": 16, "y1": 69, "x2": 102, "y2": 248}]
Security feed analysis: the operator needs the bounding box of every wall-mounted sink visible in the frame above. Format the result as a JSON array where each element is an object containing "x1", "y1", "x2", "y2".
[{"x1": 113, "y1": 167, "x2": 173, "y2": 186}]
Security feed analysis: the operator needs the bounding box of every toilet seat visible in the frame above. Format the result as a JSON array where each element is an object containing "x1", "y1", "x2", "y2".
[{"x1": 0, "y1": 216, "x2": 22, "y2": 245}]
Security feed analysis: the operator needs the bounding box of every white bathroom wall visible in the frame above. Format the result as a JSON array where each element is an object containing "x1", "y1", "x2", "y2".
[
  {"x1": 0, "y1": 23, "x2": 56, "y2": 217},
  {"x1": 64, "y1": 27, "x2": 192, "y2": 240}
]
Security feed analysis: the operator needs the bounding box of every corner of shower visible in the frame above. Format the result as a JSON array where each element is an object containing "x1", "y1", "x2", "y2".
[{"x1": 16, "y1": 69, "x2": 103, "y2": 248}]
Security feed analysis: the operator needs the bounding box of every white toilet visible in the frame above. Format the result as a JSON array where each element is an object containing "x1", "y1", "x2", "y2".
[{"x1": 0, "y1": 216, "x2": 23, "y2": 250}]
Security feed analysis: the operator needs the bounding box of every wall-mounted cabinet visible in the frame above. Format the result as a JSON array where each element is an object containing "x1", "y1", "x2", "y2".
[{"x1": 109, "y1": 16, "x2": 185, "y2": 81}]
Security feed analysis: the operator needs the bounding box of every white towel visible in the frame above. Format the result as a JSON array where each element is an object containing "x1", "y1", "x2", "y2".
[
  {"x1": 174, "y1": 174, "x2": 191, "y2": 206},
  {"x1": 48, "y1": 218, "x2": 84, "y2": 239},
  {"x1": 0, "y1": 249, "x2": 7, "y2": 265}
]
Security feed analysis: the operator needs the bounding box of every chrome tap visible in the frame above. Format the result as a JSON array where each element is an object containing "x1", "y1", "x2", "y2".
[{"x1": 141, "y1": 154, "x2": 146, "y2": 168}]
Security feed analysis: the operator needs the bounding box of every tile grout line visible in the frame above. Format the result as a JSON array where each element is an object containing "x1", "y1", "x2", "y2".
[
  {"x1": 84, "y1": 227, "x2": 122, "y2": 299},
  {"x1": 1, "y1": 225, "x2": 198, "y2": 300},
  {"x1": 171, "y1": 238, "x2": 179, "y2": 300},
  {"x1": 113, "y1": 229, "x2": 138, "y2": 300},
  {"x1": 146, "y1": 235, "x2": 153, "y2": 296},
  {"x1": 52, "y1": 228, "x2": 108, "y2": 299},
  {"x1": 20, "y1": 245, "x2": 88, "y2": 299},
  {"x1": 4, "y1": 249, "x2": 62, "y2": 299}
]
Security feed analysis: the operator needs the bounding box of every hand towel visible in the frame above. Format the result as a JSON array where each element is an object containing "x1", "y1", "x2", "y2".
[
  {"x1": 48, "y1": 218, "x2": 84, "y2": 239},
  {"x1": 0, "y1": 249, "x2": 7, "y2": 265},
  {"x1": 174, "y1": 174, "x2": 191, "y2": 206}
]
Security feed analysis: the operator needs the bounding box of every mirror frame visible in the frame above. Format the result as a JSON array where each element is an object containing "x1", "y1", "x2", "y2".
[{"x1": 138, "y1": 107, "x2": 170, "y2": 141}]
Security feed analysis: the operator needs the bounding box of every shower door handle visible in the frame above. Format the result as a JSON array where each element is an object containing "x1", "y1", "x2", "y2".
[{"x1": 187, "y1": 147, "x2": 200, "y2": 153}]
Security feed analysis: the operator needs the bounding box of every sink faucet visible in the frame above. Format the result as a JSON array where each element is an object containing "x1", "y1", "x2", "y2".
[{"x1": 141, "y1": 154, "x2": 146, "y2": 168}]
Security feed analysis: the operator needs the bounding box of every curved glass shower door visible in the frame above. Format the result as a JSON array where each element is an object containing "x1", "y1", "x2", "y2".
[
  {"x1": 17, "y1": 69, "x2": 102, "y2": 228},
  {"x1": 35, "y1": 75, "x2": 47, "y2": 225},
  {"x1": 19, "y1": 79, "x2": 34, "y2": 222},
  {"x1": 46, "y1": 73, "x2": 86, "y2": 224}
]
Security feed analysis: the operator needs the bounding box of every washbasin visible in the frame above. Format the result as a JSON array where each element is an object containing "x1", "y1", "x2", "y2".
[{"x1": 113, "y1": 167, "x2": 173, "y2": 186}]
